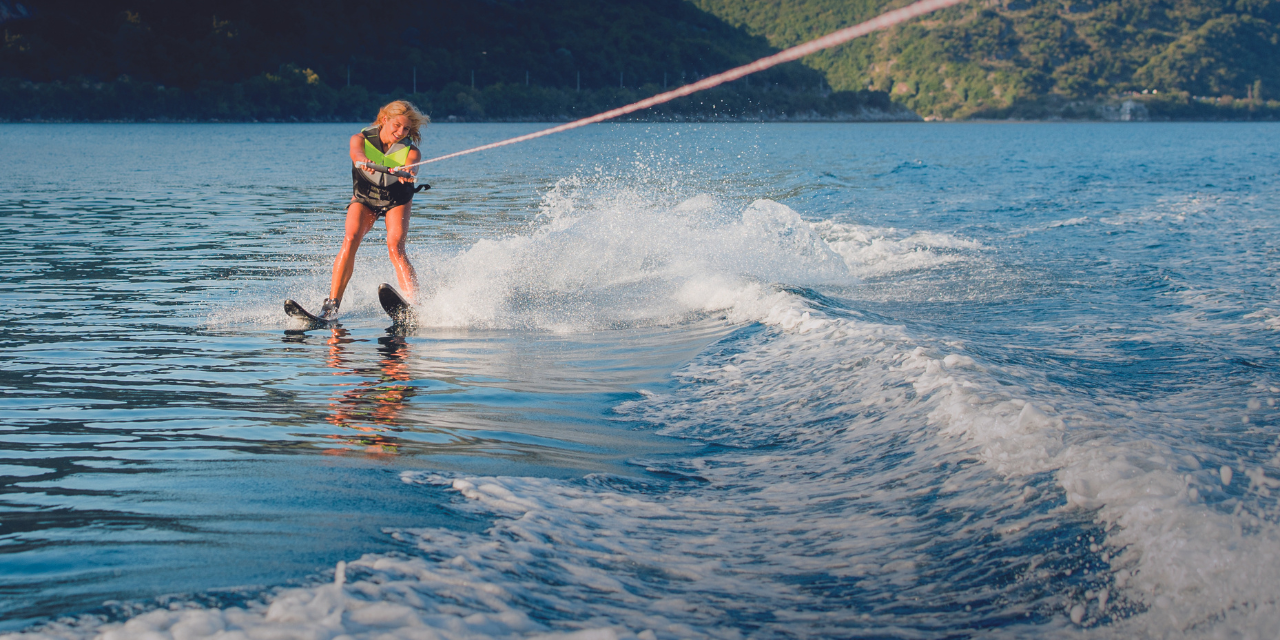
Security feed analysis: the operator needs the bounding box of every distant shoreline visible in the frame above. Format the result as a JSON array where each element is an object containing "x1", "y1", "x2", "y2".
[
  {"x1": 4, "y1": 115, "x2": 1276, "y2": 124},
  {"x1": 0, "y1": 114, "x2": 921, "y2": 124},
  {"x1": 0, "y1": 75, "x2": 920, "y2": 126},
  {"x1": 6, "y1": 94, "x2": 1275, "y2": 125},
  {"x1": 7, "y1": 73, "x2": 1274, "y2": 124}
]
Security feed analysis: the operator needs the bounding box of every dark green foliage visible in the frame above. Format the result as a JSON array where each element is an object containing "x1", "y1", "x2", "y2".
[
  {"x1": 0, "y1": 0, "x2": 816, "y2": 91},
  {"x1": 1, "y1": 0, "x2": 901, "y2": 121},
  {"x1": 692, "y1": 0, "x2": 1280, "y2": 118},
  {"x1": 1136, "y1": 13, "x2": 1280, "y2": 97}
]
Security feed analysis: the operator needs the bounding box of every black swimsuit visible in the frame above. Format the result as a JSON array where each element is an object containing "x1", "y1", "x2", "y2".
[{"x1": 351, "y1": 168, "x2": 416, "y2": 218}]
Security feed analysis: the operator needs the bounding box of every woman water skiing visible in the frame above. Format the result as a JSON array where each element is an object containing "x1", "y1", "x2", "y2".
[{"x1": 317, "y1": 100, "x2": 429, "y2": 321}]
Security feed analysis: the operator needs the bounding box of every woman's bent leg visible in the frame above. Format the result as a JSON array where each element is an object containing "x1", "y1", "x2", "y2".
[
  {"x1": 383, "y1": 203, "x2": 419, "y2": 302},
  {"x1": 330, "y1": 202, "x2": 378, "y2": 303}
]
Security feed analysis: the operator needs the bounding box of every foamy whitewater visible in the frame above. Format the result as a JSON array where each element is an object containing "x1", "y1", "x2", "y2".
[{"x1": 1, "y1": 123, "x2": 1278, "y2": 639}]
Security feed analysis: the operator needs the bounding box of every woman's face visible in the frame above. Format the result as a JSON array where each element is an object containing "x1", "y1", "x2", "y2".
[{"x1": 382, "y1": 115, "x2": 411, "y2": 140}]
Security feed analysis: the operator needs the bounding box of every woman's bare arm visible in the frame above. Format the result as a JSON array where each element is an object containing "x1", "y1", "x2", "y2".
[{"x1": 350, "y1": 132, "x2": 374, "y2": 173}]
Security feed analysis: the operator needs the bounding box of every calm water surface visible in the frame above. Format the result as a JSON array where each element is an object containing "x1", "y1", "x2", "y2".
[{"x1": 1, "y1": 123, "x2": 1278, "y2": 638}]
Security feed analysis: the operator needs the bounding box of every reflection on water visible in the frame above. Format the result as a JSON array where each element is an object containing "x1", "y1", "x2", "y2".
[
  {"x1": 321, "y1": 328, "x2": 414, "y2": 456},
  {"x1": 278, "y1": 320, "x2": 727, "y2": 467},
  {"x1": 327, "y1": 332, "x2": 411, "y2": 455},
  {"x1": 0, "y1": 312, "x2": 723, "y2": 629}
]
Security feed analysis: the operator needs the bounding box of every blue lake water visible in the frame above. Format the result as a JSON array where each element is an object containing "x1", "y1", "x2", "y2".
[{"x1": 1, "y1": 122, "x2": 1278, "y2": 638}]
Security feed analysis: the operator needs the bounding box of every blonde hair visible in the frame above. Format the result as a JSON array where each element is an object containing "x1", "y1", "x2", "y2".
[{"x1": 373, "y1": 100, "x2": 429, "y2": 143}]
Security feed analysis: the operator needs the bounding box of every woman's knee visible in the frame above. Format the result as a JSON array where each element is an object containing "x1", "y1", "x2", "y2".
[
  {"x1": 343, "y1": 220, "x2": 374, "y2": 245},
  {"x1": 335, "y1": 236, "x2": 363, "y2": 255},
  {"x1": 386, "y1": 242, "x2": 409, "y2": 261}
]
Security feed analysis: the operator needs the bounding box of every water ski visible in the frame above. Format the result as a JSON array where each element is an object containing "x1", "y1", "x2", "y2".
[
  {"x1": 284, "y1": 299, "x2": 332, "y2": 327},
  {"x1": 378, "y1": 284, "x2": 417, "y2": 326}
]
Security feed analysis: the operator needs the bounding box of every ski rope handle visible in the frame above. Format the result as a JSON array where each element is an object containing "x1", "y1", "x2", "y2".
[{"x1": 355, "y1": 161, "x2": 431, "y2": 191}]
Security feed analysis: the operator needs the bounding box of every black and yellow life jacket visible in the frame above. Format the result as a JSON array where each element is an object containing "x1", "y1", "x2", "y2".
[{"x1": 355, "y1": 125, "x2": 417, "y2": 188}]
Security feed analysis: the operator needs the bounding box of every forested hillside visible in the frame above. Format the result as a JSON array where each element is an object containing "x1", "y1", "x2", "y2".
[
  {"x1": 3, "y1": 0, "x2": 1276, "y2": 121},
  {"x1": 0, "y1": 0, "x2": 903, "y2": 121},
  {"x1": 692, "y1": 0, "x2": 1280, "y2": 119}
]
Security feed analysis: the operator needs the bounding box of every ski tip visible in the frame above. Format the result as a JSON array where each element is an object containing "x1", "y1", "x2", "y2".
[
  {"x1": 378, "y1": 283, "x2": 408, "y2": 304},
  {"x1": 284, "y1": 299, "x2": 328, "y2": 326},
  {"x1": 378, "y1": 283, "x2": 417, "y2": 327}
]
